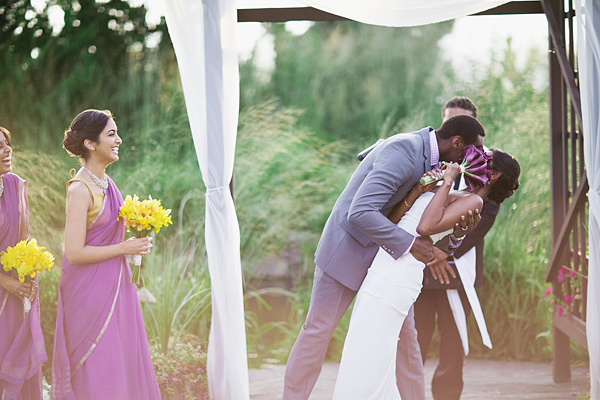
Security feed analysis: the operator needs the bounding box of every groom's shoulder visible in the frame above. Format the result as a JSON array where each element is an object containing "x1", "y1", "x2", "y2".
[
  {"x1": 384, "y1": 126, "x2": 431, "y2": 151},
  {"x1": 389, "y1": 126, "x2": 431, "y2": 140}
]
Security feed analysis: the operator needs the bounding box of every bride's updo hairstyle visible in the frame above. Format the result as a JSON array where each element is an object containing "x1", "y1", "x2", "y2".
[
  {"x1": 487, "y1": 149, "x2": 520, "y2": 204},
  {"x1": 63, "y1": 109, "x2": 113, "y2": 159}
]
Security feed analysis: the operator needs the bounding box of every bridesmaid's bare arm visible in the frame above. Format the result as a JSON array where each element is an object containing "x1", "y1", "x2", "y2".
[{"x1": 64, "y1": 181, "x2": 151, "y2": 265}]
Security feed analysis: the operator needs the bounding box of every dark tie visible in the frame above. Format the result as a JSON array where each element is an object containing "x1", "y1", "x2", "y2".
[{"x1": 453, "y1": 175, "x2": 461, "y2": 190}]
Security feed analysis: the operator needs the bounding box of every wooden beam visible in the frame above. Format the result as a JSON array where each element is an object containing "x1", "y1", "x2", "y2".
[
  {"x1": 540, "y1": 0, "x2": 583, "y2": 128},
  {"x1": 238, "y1": 7, "x2": 346, "y2": 23},
  {"x1": 474, "y1": 1, "x2": 543, "y2": 15},
  {"x1": 553, "y1": 310, "x2": 588, "y2": 350},
  {"x1": 237, "y1": 1, "x2": 543, "y2": 23},
  {"x1": 546, "y1": 172, "x2": 588, "y2": 282}
]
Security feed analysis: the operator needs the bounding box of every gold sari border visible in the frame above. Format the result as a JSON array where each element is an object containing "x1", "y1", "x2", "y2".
[{"x1": 0, "y1": 293, "x2": 7, "y2": 319}]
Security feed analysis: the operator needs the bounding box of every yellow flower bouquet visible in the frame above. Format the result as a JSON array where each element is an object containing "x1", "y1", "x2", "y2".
[
  {"x1": 118, "y1": 194, "x2": 172, "y2": 287},
  {"x1": 0, "y1": 238, "x2": 55, "y2": 313}
]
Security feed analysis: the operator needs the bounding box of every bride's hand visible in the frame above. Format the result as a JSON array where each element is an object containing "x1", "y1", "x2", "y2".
[
  {"x1": 416, "y1": 169, "x2": 443, "y2": 192},
  {"x1": 440, "y1": 162, "x2": 462, "y2": 186}
]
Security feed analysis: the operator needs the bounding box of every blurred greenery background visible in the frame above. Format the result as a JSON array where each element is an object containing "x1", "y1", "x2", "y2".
[{"x1": 1, "y1": 0, "x2": 586, "y2": 396}]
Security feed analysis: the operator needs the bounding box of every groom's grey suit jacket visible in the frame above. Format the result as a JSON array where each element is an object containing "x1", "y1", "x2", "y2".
[{"x1": 314, "y1": 127, "x2": 434, "y2": 291}]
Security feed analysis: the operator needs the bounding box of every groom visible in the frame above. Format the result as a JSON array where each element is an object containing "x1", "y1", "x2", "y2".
[{"x1": 283, "y1": 115, "x2": 485, "y2": 400}]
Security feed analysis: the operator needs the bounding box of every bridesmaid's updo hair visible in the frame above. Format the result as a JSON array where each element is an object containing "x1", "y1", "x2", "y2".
[
  {"x1": 0, "y1": 126, "x2": 12, "y2": 147},
  {"x1": 63, "y1": 109, "x2": 113, "y2": 159},
  {"x1": 488, "y1": 149, "x2": 520, "y2": 204}
]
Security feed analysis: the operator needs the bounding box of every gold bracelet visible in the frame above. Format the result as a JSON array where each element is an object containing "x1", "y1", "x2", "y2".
[{"x1": 404, "y1": 198, "x2": 412, "y2": 207}]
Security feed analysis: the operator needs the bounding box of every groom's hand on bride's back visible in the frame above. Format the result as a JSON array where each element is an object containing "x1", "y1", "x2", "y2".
[{"x1": 410, "y1": 236, "x2": 434, "y2": 263}]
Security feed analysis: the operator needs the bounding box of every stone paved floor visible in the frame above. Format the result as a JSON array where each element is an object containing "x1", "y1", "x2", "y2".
[{"x1": 249, "y1": 359, "x2": 589, "y2": 399}]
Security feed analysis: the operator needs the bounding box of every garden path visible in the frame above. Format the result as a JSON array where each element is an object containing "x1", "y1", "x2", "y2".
[{"x1": 249, "y1": 359, "x2": 589, "y2": 399}]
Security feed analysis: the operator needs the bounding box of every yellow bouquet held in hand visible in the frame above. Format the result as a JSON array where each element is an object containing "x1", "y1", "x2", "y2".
[
  {"x1": 1, "y1": 238, "x2": 55, "y2": 313},
  {"x1": 118, "y1": 194, "x2": 172, "y2": 287}
]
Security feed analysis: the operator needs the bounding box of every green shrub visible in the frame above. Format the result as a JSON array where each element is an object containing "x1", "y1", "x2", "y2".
[{"x1": 150, "y1": 340, "x2": 209, "y2": 400}]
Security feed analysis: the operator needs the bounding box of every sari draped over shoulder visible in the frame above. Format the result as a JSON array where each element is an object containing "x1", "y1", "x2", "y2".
[
  {"x1": 0, "y1": 173, "x2": 46, "y2": 400},
  {"x1": 52, "y1": 177, "x2": 160, "y2": 400}
]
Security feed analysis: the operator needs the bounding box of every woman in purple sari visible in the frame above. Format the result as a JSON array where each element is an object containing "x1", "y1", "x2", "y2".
[
  {"x1": 0, "y1": 126, "x2": 46, "y2": 400},
  {"x1": 52, "y1": 110, "x2": 160, "y2": 399}
]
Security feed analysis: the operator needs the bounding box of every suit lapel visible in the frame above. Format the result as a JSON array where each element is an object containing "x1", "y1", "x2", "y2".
[{"x1": 420, "y1": 127, "x2": 433, "y2": 172}]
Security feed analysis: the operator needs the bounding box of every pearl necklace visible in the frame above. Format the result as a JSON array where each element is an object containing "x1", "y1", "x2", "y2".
[
  {"x1": 0, "y1": 176, "x2": 3, "y2": 197},
  {"x1": 82, "y1": 166, "x2": 108, "y2": 190}
]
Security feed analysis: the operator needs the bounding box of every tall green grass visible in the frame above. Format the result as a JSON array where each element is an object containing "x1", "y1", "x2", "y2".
[
  {"x1": 234, "y1": 100, "x2": 354, "y2": 273},
  {"x1": 12, "y1": 148, "x2": 70, "y2": 260},
  {"x1": 142, "y1": 236, "x2": 212, "y2": 354}
]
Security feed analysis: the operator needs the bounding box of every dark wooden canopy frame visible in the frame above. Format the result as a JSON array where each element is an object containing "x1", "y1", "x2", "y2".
[{"x1": 236, "y1": 0, "x2": 588, "y2": 383}]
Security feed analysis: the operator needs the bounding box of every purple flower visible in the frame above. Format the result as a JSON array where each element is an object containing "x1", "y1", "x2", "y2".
[
  {"x1": 460, "y1": 145, "x2": 492, "y2": 191},
  {"x1": 563, "y1": 294, "x2": 574, "y2": 305},
  {"x1": 419, "y1": 145, "x2": 491, "y2": 190},
  {"x1": 557, "y1": 304, "x2": 564, "y2": 317},
  {"x1": 544, "y1": 287, "x2": 552, "y2": 297}
]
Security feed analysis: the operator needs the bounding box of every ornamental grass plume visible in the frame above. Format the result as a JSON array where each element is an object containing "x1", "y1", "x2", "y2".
[
  {"x1": 1, "y1": 238, "x2": 55, "y2": 313},
  {"x1": 118, "y1": 194, "x2": 173, "y2": 287},
  {"x1": 420, "y1": 145, "x2": 492, "y2": 190}
]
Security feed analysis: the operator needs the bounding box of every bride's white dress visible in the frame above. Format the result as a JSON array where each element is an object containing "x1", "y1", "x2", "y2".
[{"x1": 333, "y1": 191, "x2": 451, "y2": 400}]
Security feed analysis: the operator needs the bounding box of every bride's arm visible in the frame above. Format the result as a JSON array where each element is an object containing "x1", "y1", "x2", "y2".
[
  {"x1": 388, "y1": 169, "x2": 443, "y2": 224},
  {"x1": 416, "y1": 163, "x2": 483, "y2": 236},
  {"x1": 388, "y1": 186, "x2": 420, "y2": 224}
]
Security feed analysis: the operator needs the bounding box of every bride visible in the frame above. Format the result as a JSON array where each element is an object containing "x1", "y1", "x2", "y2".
[{"x1": 332, "y1": 148, "x2": 520, "y2": 400}]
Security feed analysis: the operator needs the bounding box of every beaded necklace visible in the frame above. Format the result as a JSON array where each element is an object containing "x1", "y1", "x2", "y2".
[{"x1": 82, "y1": 166, "x2": 108, "y2": 190}]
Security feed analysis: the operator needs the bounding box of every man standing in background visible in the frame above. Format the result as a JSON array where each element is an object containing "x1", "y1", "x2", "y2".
[{"x1": 406, "y1": 97, "x2": 500, "y2": 400}]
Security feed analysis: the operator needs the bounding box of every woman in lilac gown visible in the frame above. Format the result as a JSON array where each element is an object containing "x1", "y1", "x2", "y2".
[
  {"x1": 0, "y1": 126, "x2": 46, "y2": 400},
  {"x1": 52, "y1": 109, "x2": 160, "y2": 400}
]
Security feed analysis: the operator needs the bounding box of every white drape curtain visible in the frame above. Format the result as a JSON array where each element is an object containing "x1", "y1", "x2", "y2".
[
  {"x1": 298, "y1": 0, "x2": 508, "y2": 26},
  {"x1": 574, "y1": 0, "x2": 600, "y2": 397},
  {"x1": 163, "y1": 1, "x2": 249, "y2": 400}
]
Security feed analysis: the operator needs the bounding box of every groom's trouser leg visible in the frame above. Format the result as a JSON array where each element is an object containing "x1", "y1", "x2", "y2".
[
  {"x1": 396, "y1": 305, "x2": 426, "y2": 400},
  {"x1": 283, "y1": 266, "x2": 356, "y2": 400},
  {"x1": 430, "y1": 290, "x2": 469, "y2": 400}
]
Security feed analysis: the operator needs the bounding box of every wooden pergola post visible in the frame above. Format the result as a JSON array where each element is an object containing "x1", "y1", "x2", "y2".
[{"x1": 541, "y1": 0, "x2": 589, "y2": 383}]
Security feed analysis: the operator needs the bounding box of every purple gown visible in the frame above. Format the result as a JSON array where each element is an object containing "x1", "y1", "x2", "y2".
[
  {"x1": 0, "y1": 173, "x2": 46, "y2": 400},
  {"x1": 52, "y1": 177, "x2": 161, "y2": 400}
]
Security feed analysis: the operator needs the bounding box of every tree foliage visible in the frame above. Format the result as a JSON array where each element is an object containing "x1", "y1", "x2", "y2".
[
  {"x1": 1, "y1": 0, "x2": 166, "y2": 66},
  {"x1": 241, "y1": 21, "x2": 455, "y2": 146},
  {"x1": 0, "y1": 0, "x2": 171, "y2": 151}
]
